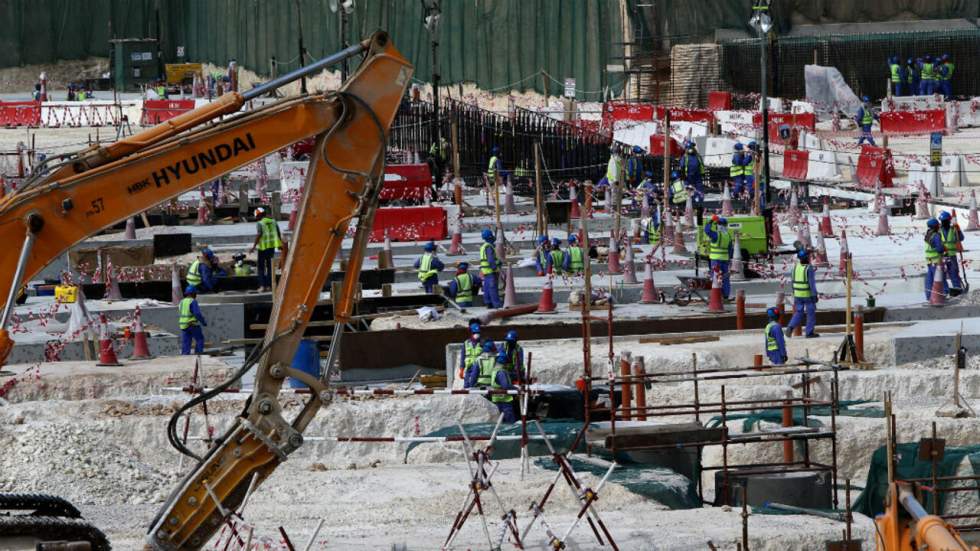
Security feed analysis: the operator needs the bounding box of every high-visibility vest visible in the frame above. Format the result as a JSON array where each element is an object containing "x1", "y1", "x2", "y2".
[
  {"x1": 646, "y1": 219, "x2": 661, "y2": 245},
  {"x1": 792, "y1": 263, "x2": 813, "y2": 298},
  {"x1": 233, "y1": 264, "x2": 250, "y2": 276},
  {"x1": 568, "y1": 246, "x2": 584, "y2": 272},
  {"x1": 682, "y1": 153, "x2": 705, "y2": 177},
  {"x1": 479, "y1": 243, "x2": 497, "y2": 275},
  {"x1": 671, "y1": 180, "x2": 688, "y2": 204},
  {"x1": 730, "y1": 153, "x2": 743, "y2": 177},
  {"x1": 942, "y1": 62, "x2": 954, "y2": 81},
  {"x1": 257, "y1": 217, "x2": 281, "y2": 251},
  {"x1": 490, "y1": 365, "x2": 514, "y2": 403},
  {"x1": 156, "y1": 86, "x2": 166, "y2": 97},
  {"x1": 477, "y1": 355, "x2": 495, "y2": 386},
  {"x1": 178, "y1": 297, "x2": 198, "y2": 329},
  {"x1": 889, "y1": 64, "x2": 901, "y2": 83},
  {"x1": 464, "y1": 339, "x2": 482, "y2": 370},
  {"x1": 455, "y1": 273, "x2": 474, "y2": 303},
  {"x1": 765, "y1": 322, "x2": 780, "y2": 351},
  {"x1": 550, "y1": 249, "x2": 565, "y2": 272},
  {"x1": 487, "y1": 156, "x2": 499, "y2": 181},
  {"x1": 418, "y1": 253, "x2": 438, "y2": 281},
  {"x1": 925, "y1": 231, "x2": 942, "y2": 263},
  {"x1": 502, "y1": 343, "x2": 523, "y2": 373},
  {"x1": 906, "y1": 66, "x2": 915, "y2": 84},
  {"x1": 861, "y1": 108, "x2": 873, "y2": 127},
  {"x1": 606, "y1": 156, "x2": 621, "y2": 183},
  {"x1": 186, "y1": 260, "x2": 202, "y2": 286},
  {"x1": 941, "y1": 228, "x2": 959, "y2": 257},
  {"x1": 709, "y1": 229, "x2": 731, "y2": 261},
  {"x1": 538, "y1": 249, "x2": 550, "y2": 269},
  {"x1": 921, "y1": 62, "x2": 935, "y2": 81}
]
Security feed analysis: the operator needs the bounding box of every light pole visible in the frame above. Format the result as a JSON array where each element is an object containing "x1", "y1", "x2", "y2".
[
  {"x1": 750, "y1": 0, "x2": 773, "y2": 209},
  {"x1": 422, "y1": 0, "x2": 442, "y2": 148}
]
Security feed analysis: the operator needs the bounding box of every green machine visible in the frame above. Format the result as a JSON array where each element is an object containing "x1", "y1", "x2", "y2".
[
  {"x1": 695, "y1": 215, "x2": 769, "y2": 274},
  {"x1": 110, "y1": 38, "x2": 161, "y2": 92}
]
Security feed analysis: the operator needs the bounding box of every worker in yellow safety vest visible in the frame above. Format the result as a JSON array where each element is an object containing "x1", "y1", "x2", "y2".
[
  {"x1": 249, "y1": 207, "x2": 282, "y2": 292},
  {"x1": 704, "y1": 215, "x2": 734, "y2": 300},
  {"x1": 489, "y1": 348, "x2": 518, "y2": 422},
  {"x1": 566, "y1": 235, "x2": 585, "y2": 274},
  {"x1": 448, "y1": 262, "x2": 481, "y2": 308},
  {"x1": 178, "y1": 286, "x2": 207, "y2": 355},
  {"x1": 464, "y1": 339, "x2": 498, "y2": 388},
  {"x1": 414, "y1": 241, "x2": 445, "y2": 294},
  {"x1": 764, "y1": 307, "x2": 788, "y2": 365},
  {"x1": 785, "y1": 249, "x2": 819, "y2": 338}
]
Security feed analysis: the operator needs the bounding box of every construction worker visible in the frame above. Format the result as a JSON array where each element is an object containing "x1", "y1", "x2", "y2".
[
  {"x1": 447, "y1": 262, "x2": 481, "y2": 308},
  {"x1": 635, "y1": 170, "x2": 658, "y2": 206},
  {"x1": 668, "y1": 170, "x2": 688, "y2": 210},
  {"x1": 605, "y1": 146, "x2": 623, "y2": 188},
  {"x1": 921, "y1": 55, "x2": 937, "y2": 95},
  {"x1": 178, "y1": 286, "x2": 207, "y2": 355},
  {"x1": 249, "y1": 207, "x2": 282, "y2": 292},
  {"x1": 500, "y1": 329, "x2": 524, "y2": 383},
  {"x1": 786, "y1": 249, "x2": 819, "y2": 339},
  {"x1": 764, "y1": 307, "x2": 788, "y2": 365},
  {"x1": 428, "y1": 135, "x2": 449, "y2": 195},
  {"x1": 479, "y1": 229, "x2": 503, "y2": 309},
  {"x1": 566, "y1": 235, "x2": 585, "y2": 274},
  {"x1": 939, "y1": 211, "x2": 964, "y2": 295},
  {"x1": 489, "y1": 348, "x2": 519, "y2": 422},
  {"x1": 888, "y1": 56, "x2": 904, "y2": 97},
  {"x1": 625, "y1": 146, "x2": 644, "y2": 188},
  {"x1": 742, "y1": 141, "x2": 758, "y2": 198},
  {"x1": 550, "y1": 238, "x2": 566, "y2": 276},
  {"x1": 534, "y1": 235, "x2": 552, "y2": 276},
  {"x1": 643, "y1": 209, "x2": 662, "y2": 248},
  {"x1": 855, "y1": 97, "x2": 876, "y2": 146},
  {"x1": 185, "y1": 248, "x2": 224, "y2": 293},
  {"x1": 487, "y1": 145, "x2": 503, "y2": 187},
  {"x1": 730, "y1": 142, "x2": 745, "y2": 197},
  {"x1": 464, "y1": 339, "x2": 498, "y2": 389},
  {"x1": 704, "y1": 215, "x2": 734, "y2": 300},
  {"x1": 458, "y1": 319, "x2": 483, "y2": 379},
  {"x1": 681, "y1": 141, "x2": 705, "y2": 204},
  {"x1": 414, "y1": 241, "x2": 444, "y2": 294},
  {"x1": 925, "y1": 218, "x2": 948, "y2": 300},
  {"x1": 907, "y1": 58, "x2": 920, "y2": 96},
  {"x1": 938, "y1": 54, "x2": 954, "y2": 100}
]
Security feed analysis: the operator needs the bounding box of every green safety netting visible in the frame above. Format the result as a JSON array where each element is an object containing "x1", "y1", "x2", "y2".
[
  {"x1": 854, "y1": 442, "x2": 980, "y2": 517},
  {"x1": 706, "y1": 400, "x2": 884, "y2": 432}
]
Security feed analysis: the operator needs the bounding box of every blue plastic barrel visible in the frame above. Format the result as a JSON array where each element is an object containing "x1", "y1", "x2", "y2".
[{"x1": 288, "y1": 339, "x2": 321, "y2": 389}]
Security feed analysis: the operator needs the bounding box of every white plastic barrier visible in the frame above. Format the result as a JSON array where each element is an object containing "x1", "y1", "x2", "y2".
[
  {"x1": 670, "y1": 121, "x2": 708, "y2": 140},
  {"x1": 953, "y1": 99, "x2": 980, "y2": 128},
  {"x1": 612, "y1": 121, "x2": 658, "y2": 149},
  {"x1": 715, "y1": 110, "x2": 754, "y2": 134},
  {"x1": 703, "y1": 136, "x2": 736, "y2": 168},
  {"x1": 264, "y1": 153, "x2": 281, "y2": 180},
  {"x1": 881, "y1": 95, "x2": 945, "y2": 112},
  {"x1": 906, "y1": 162, "x2": 940, "y2": 195},
  {"x1": 940, "y1": 154, "x2": 966, "y2": 188},
  {"x1": 791, "y1": 100, "x2": 815, "y2": 114},
  {"x1": 797, "y1": 129, "x2": 823, "y2": 150},
  {"x1": 806, "y1": 149, "x2": 841, "y2": 181},
  {"x1": 40, "y1": 100, "x2": 142, "y2": 128},
  {"x1": 279, "y1": 161, "x2": 309, "y2": 214}
]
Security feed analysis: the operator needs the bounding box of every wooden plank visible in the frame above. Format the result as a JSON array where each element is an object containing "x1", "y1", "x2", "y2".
[
  {"x1": 224, "y1": 335, "x2": 332, "y2": 345},
  {"x1": 605, "y1": 426, "x2": 725, "y2": 450},
  {"x1": 637, "y1": 335, "x2": 720, "y2": 346}
]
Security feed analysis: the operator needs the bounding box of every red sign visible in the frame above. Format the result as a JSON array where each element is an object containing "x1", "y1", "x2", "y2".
[
  {"x1": 708, "y1": 91, "x2": 733, "y2": 111},
  {"x1": 855, "y1": 145, "x2": 896, "y2": 188},
  {"x1": 782, "y1": 149, "x2": 809, "y2": 181},
  {"x1": 381, "y1": 164, "x2": 432, "y2": 202},
  {"x1": 0, "y1": 101, "x2": 41, "y2": 127},
  {"x1": 879, "y1": 109, "x2": 945, "y2": 134},
  {"x1": 371, "y1": 207, "x2": 447, "y2": 242},
  {"x1": 603, "y1": 102, "x2": 656, "y2": 123},
  {"x1": 140, "y1": 99, "x2": 196, "y2": 125},
  {"x1": 648, "y1": 135, "x2": 684, "y2": 158}
]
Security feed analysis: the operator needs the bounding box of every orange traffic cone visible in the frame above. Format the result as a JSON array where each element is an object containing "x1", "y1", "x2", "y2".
[
  {"x1": 536, "y1": 277, "x2": 557, "y2": 313},
  {"x1": 503, "y1": 265, "x2": 518, "y2": 308},
  {"x1": 730, "y1": 232, "x2": 744, "y2": 280},
  {"x1": 288, "y1": 206, "x2": 298, "y2": 231},
  {"x1": 504, "y1": 178, "x2": 516, "y2": 215},
  {"x1": 684, "y1": 195, "x2": 694, "y2": 226},
  {"x1": 812, "y1": 231, "x2": 830, "y2": 268},
  {"x1": 797, "y1": 217, "x2": 813, "y2": 249},
  {"x1": 569, "y1": 182, "x2": 581, "y2": 219},
  {"x1": 930, "y1": 262, "x2": 946, "y2": 307},
  {"x1": 838, "y1": 229, "x2": 850, "y2": 278},
  {"x1": 967, "y1": 190, "x2": 979, "y2": 231},
  {"x1": 672, "y1": 220, "x2": 688, "y2": 255},
  {"x1": 607, "y1": 235, "x2": 622, "y2": 274},
  {"x1": 770, "y1": 214, "x2": 784, "y2": 247},
  {"x1": 876, "y1": 204, "x2": 891, "y2": 236},
  {"x1": 171, "y1": 263, "x2": 182, "y2": 305},
  {"x1": 819, "y1": 197, "x2": 835, "y2": 237},
  {"x1": 622, "y1": 243, "x2": 638, "y2": 284},
  {"x1": 774, "y1": 291, "x2": 786, "y2": 326},
  {"x1": 640, "y1": 260, "x2": 659, "y2": 303},
  {"x1": 96, "y1": 313, "x2": 122, "y2": 366},
  {"x1": 448, "y1": 211, "x2": 465, "y2": 255},
  {"x1": 721, "y1": 183, "x2": 734, "y2": 217},
  {"x1": 707, "y1": 269, "x2": 725, "y2": 313},
  {"x1": 129, "y1": 306, "x2": 152, "y2": 360},
  {"x1": 382, "y1": 231, "x2": 394, "y2": 267},
  {"x1": 124, "y1": 217, "x2": 137, "y2": 240},
  {"x1": 787, "y1": 186, "x2": 800, "y2": 225}
]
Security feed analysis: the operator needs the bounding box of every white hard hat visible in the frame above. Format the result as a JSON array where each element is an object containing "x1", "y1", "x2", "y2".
[{"x1": 254, "y1": 207, "x2": 265, "y2": 216}]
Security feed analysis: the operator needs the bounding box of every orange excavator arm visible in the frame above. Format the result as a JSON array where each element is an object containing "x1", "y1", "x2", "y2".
[
  {"x1": 876, "y1": 481, "x2": 978, "y2": 551},
  {"x1": 0, "y1": 32, "x2": 411, "y2": 549}
]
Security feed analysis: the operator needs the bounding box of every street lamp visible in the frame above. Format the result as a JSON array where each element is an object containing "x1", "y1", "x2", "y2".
[
  {"x1": 750, "y1": 0, "x2": 773, "y2": 210},
  {"x1": 422, "y1": 0, "x2": 442, "y2": 148}
]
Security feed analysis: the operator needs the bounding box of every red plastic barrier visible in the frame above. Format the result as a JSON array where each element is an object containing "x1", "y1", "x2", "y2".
[
  {"x1": 654, "y1": 106, "x2": 713, "y2": 122},
  {"x1": 752, "y1": 112, "x2": 816, "y2": 130},
  {"x1": 879, "y1": 109, "x2": 945, "y2": 134},
  {"x1": 708, "y1": 91, "x2": 733, "y2": 111},
  {"x1": 385, "y1": 164, "x2": 431, "y2": 186},
  {"x1": 855, "y1": 145, "x2": 896, "y2": 188},
  {"x1": 603, "y1": 102, "x2": 656, "y2": 123},
  {"x1": 371, "y1": 207, "x2": 447, "y2": 242},
  {"x1": 648, "y1": 135, "x2": 684, "y2": 158},
  {"x1": 0, "y1": 101, "x2": 41, "y2": 127},
  {"x1": 140, "y1": 99, "x2": 196, "y2": 125},
  {"x1": 782, "y1": 149, "x2": 809, "y2": 181}
]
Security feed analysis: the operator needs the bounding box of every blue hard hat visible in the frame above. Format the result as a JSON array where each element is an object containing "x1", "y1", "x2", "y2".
[
  {"x1": 927, "y1": 218, "x2": 940, "y2": 228},
  {"x1": 766, "y1": 307, "x2": 780, "y2": 320},
  {"x1": 496, "y1": 350, "x2": 509, "y2": 364},
  {"x1": 633, "y1": 145, "x2": 643, "y2": 154},
  {"x1": 537, "y1": 235, "x2": 548, "y2": 245},
  {"x1": 734, "y1": 143, "x2": 744, "y2": 150},
  {"x1": 939, "y1": 211, "x2": 952, "y2": 222},
  {"x1": 942, "y1": 54, "x2": 950, "y2": 61},
  {"x1": 491, "y1": 145, "x2": 500, "y2": 155},
  {"x1": 423, "y1": 241, "x2": 436, "y2": 252},
  {"x1": 644, "y1": 170, "x2": 653, "y2": 177},
  {"x1": 861, "y1": 95, "x2": 870, "y2": 103},
  {"x1": 469, "y1": 320, "x2": 481, "y2": 333},
  {"x1": 505, "y1": 329, "x2": 518, "y2": 342},
  {"x1": 925, "y1": 54, "x2": 933, "y2": 62},
  {"x1": 201, "y1": 247, "x2": 214, "y2": 258},
  {"x1": 458, "y1": 261, "x2": 469, "y2": 271},
  {"x1": 797, "y1": 249, "x2": 809, "y2": 260},
  {"x1": 481, "y1": 229, "x2": 494, "y2": 242},
  {"x1": 551, "y1": 238, "x2": 561, "y2": 247},
  {"x1": 482, "y1": 339, "x2": 497, "y2": 353},
  {"x1": 670, "y1": 170, "x2": 680, "y2": 180},
  {"x1": 568, "y1": 235, "x2": 577, "y2": 244},
  {"x1": 184, "y1": 285, "x2": 197, "y2": 295},
  {"x1": 718, "y1": 217, "x2": 728, "y2": 226},
  {"x1": 907, "y1": 58, "x2": 913, "y2": 64},
  {"x1": 748, "y1": 140, "x2": 757, "y2": 148}
]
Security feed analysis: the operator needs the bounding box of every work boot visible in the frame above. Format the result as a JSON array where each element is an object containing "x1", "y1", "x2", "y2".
[{"x1": 804, "y1": 332, "x2": 821, "y2": 339}]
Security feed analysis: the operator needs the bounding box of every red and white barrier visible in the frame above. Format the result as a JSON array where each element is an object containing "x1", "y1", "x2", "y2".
[
  {"x1": 806, "y1": 150, "x2": 841, "y2": 182},
  {"x1": 703, "y1": 137, "x2": 737, "y2": 168},
  {"x1": 879, "y1": 110, "x2": 945, "y2": 134},
  {"x1": 371, "y1": 207, "x2": 447, "y2": 242},
  {"x1": 781, "y1": 149, "x2": 809, "y2": 181},
  {"x1": 0, "y1": 101, "x2": 41, "y2": 127},
  {"x1": 140, "y1": 99, "x2": 196, "y2": 125},
  {"x1": 855, "y1": 145, "x2": 896, "y2": 188}
]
